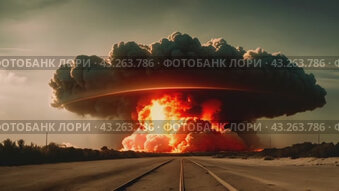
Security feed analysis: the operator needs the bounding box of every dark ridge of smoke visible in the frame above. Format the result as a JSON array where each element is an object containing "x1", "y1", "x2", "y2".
[{"x1": 49, "y1": 32, "x2": 326, "y2": 120}]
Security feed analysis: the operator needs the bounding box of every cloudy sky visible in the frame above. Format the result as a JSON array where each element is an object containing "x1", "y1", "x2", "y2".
[{"x1": 0, "y1": 0, "x2": 338, "y2": 149}]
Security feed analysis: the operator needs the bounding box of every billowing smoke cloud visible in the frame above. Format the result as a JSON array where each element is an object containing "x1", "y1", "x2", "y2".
[
  {"x1": 49, "y1": 32, "x2": 326, "y2": 151},
  {"x1": 50, "y1": 32, "x2": 326, "y2": 120}
]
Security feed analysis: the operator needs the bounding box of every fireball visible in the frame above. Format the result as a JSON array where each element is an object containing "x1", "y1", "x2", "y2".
[
  {"x1": 122, "y1": 93, "x2": 246, "y2": 153},
  {"x1": 50, "y1": 32, "x2": 326, "y2": 153}
]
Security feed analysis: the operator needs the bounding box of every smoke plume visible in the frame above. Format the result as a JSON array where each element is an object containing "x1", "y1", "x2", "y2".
[
  {"x1": 49, "y1": 32, "x2": 326, "y2": 151},
  {"x1": 50, "y1": 32, "x2": 326, "y2": 119}
]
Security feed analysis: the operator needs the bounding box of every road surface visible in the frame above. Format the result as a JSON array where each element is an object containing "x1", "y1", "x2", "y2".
[{"x1": 0, "y1": 157, "x2": 338, "y2": 191}]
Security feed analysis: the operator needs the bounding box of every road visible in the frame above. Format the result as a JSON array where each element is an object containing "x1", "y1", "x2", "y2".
[{"x1": 0, "y1": 157, "x2": 338, "y2": 191}]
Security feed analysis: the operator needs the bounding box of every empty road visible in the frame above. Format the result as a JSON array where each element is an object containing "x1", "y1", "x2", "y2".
[{"x1": 0, "y1": 157, "x2": 338, "y2": 191}]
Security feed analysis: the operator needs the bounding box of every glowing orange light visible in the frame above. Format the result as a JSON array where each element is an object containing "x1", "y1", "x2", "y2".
[
  {"x1": 150, "y1": 101, "x2": 166, "y2": 120},
  {"x1": 121, "y1": 93, "x2": 246, "y2": 153},
  {"x1": 254, "y1": 148, "x2": 264, "y2": 152}
]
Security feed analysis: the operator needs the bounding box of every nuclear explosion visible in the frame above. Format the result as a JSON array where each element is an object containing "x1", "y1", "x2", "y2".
[
  {"x1": 1, "y1": 1, "x2": 338, "y2": 190},
  {"x1": 49, "y1": 32, "x2": 326, "y2": 152}
]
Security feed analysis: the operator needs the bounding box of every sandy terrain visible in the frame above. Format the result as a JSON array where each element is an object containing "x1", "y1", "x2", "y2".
[
  {"x1": 0, "y1": 157, "x2": 171, "y2": 191},
  {"x1": 125, "y1": 159, "x2": 180, "y2": 191},
  {"x1": 183, "y1": 159, "x2": 227, "y2": 191},
  {"x1": 207, "y1": 157, "x2": 339, "y2": 166},
  {"x1": 0, "y1": 156, "x2": 338, "y2": 191},
  {"x1": 192, "y1": 157, "x2": 339, "y2": 191}
]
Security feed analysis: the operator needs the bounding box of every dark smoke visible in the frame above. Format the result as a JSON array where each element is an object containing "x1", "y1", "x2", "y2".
[{"x1": 50, "y1": 32, "x2": 326, "y2": 121}]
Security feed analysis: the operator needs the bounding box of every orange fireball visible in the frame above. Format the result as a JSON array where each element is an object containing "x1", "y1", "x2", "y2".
[{"x1": 122, "y1": 93, "x2": 246, "y2": 153}]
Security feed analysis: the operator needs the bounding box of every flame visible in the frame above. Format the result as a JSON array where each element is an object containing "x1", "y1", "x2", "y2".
[
  {"x1": 122, "y1": 93, "x2": 246, "y2": 153},
  {"x1": 253, "y1": 148, "x2": 264, "y2": 152},
  {"x1": 150, "y1": 101, "x2": 166, "y2": 120}
]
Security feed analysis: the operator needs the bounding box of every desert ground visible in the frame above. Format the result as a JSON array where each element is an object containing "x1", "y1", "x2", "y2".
[{"x1": 0, "y1": 157, "x2": 338, "y2": 191}]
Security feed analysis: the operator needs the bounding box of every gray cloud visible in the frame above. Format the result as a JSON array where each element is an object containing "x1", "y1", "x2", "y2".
[{"x1": 50, "y1": 32, "x2": 327, "y2": 120}]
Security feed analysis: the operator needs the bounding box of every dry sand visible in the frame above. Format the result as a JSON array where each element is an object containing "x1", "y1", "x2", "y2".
[{"x1": 0, "y1": 156, "x2": 338, "y2": 191}]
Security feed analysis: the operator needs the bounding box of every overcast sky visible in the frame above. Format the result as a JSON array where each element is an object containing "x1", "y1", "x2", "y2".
[{"x1": 0, "y1": 0, "x2": 338, "y2": 149}]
